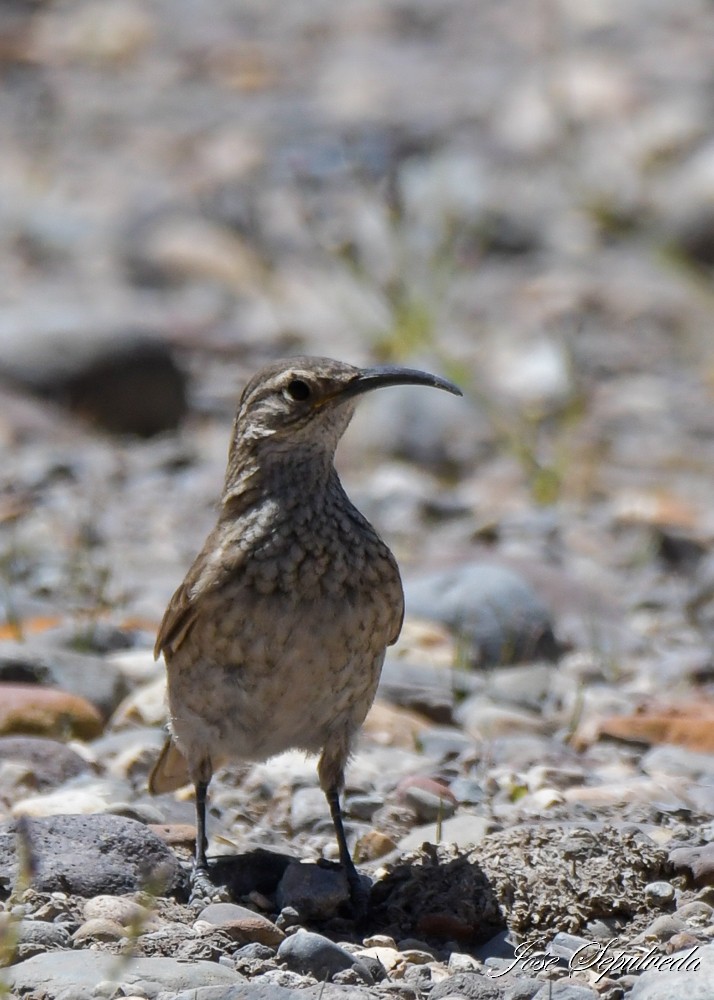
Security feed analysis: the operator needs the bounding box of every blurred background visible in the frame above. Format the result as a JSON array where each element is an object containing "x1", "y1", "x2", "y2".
[{"x1": 2, "y1": 0, "x2": 714, "y2": 683}]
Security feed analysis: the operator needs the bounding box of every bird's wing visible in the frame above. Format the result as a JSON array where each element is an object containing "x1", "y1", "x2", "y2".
[
  {"x1": 154, "y1": 577, "x2": 198, "y2": 660},
  {"x1": 148, "y1": 736, "x2": 191, "y2": 793},
  {"x1": 154, "y1": 522, "x2": 241, "y2": 660}
]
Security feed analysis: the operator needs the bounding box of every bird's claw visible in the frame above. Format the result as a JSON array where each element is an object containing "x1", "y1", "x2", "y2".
[{"x1": 189, "y1": 864, "x2": 232, "y2": 905}]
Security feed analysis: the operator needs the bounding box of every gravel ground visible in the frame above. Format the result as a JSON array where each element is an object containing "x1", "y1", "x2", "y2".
[{"x1": 1, "y1": 1, "x2": 714, "y2": 998}]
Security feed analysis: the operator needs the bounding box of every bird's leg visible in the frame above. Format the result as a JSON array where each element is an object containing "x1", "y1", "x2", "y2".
[
  {"x1": 195, "y1": 777, "x2": 209, "y2": 870},
  {"x1": 319, "y1": 742, "x2": 369, "y2": 918},
  {"x1": 325, "y1": 787, "x2": 367, "y2": 903},
  {"x1": 189, "y1": 761, "x2": 228, "y2": 903}
]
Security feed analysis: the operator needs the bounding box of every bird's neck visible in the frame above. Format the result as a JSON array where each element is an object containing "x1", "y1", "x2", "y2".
[{"x1": 220, "y1": 448, "x2": 342, "y2": 519}]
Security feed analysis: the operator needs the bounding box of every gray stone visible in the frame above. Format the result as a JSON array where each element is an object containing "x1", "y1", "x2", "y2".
[
  {"x1": 504, "y1": 982, "x2": 542, "y2": 1000},
  {"x1": 0, "y1": 736, "x2": 90, "y2": 790},
  {"x1": 0, "y1": 642, "x2": 127, "y2": 717},
  {"x1": 15, "y1": 919, "x2": 72, "y2": 959},
  {"x1": 548, "y1": 932, "x2": 591, "y2": 961},
  {"x1": 670, "y1": 843, "x2": 714, "y2": 887},
  {"x1": 644, "y1": 881, "x2": 676, "y2": 906},
  {"x1": 418, "y1": 726, "x2": 474, "y2": 759},
  {"x1": 0, "y1": 813, "x2": 182, "y2": 897},
  {"x1": 276, "y1": 861, "x2": 350, "y2": 920},
  {"x1": 642, "y1": 745, "x2": 714, "y2": 781},
  {"x1": 289, "y1": 785, "x2": 330, "y2": 830},
  {"x1": 398, "y1": 813, "x2": 494, "y2": 852},
  {"x1": 402, "y1": 784, "x2": 457, "y2": 823},
  {"x1": 277, "y1": 929, "x2": 373, "y2": 983},
  {"x1": 404, "y1": 563, "x2": 560, "y2": 665},
  {"x1": 5, "y1": 950, "x2": 243, "y2": 999},
  {"x1": 169, "y1": 984, "x2": 376, "y2": 999},
  {"x1": 628, "y1": 942, "x2": 714, "y2": 999},
  {"x1": 430, "y1": 972, "x2": 507, "y2": 998},
  {"x1": 532, "y1": 984, "x2": 598, "y2": 1000},
  {"x1": 378, "y1": 656, "x2": 481, "y2": 723}
]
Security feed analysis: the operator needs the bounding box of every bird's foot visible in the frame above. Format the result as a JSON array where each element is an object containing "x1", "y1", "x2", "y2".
[
  {"x1": 344, "y1": 864, "x2": 372, "y2": 922},
  {"x1": 189, "y1": 863, "x2": 232, "y2": 905}
]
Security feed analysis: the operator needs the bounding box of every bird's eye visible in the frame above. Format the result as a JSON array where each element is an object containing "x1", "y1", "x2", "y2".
[{"x1": 284, "y1": 379, "x2": 311, "y2": 402}]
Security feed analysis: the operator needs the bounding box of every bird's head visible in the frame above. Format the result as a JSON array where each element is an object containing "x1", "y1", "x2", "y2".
[{"x1": 223, "y1": 355, "x2": 462, "y2": 498}]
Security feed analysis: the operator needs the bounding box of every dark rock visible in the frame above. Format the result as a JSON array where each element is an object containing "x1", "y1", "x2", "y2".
[
  {"x1": 0, "y1": 814, "x2": 183, "y2": 898},
  {"x1": 0, "y1": 328, "x2": 188, "y2": 437},
  {"x1": 277, "y1": 929, "x2": 373, "y2": 983},
  {"x1": 200, "y1": 849, "x2": 296, "y2": 900},
  {"x1": 404, "y1": 563, "x2": 561, "y2": 666},
  {"x1": 0, "y1": 736, "x2": 90, "y2": 790},
  {"x1": 276, "y1": 861, "x2": 351, "y2": 920}
]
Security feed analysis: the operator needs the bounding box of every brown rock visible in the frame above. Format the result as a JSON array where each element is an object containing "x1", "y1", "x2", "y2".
[
  {"x1": 596, "y1": 699, "x2": 714, "y2": 752},
  {"x1": 195, "y1": 902, "x2": 284, "y2": 947},
  {"x1": 147, "y1": 823, "x2": 196, "y2": 848},
  {"x1": 0, "y1": 684, "x2": 103, "y2": 739}
]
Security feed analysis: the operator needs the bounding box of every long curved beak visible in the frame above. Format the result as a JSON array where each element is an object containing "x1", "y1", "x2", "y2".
[{"x1": 338, "y1": 365, "x2": 463, "y2": 402}]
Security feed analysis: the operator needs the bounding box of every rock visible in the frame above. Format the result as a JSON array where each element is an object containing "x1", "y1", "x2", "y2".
[
  {"x1": 196, "y1": 902, "x2": 285, "y2": 946},
  {"x1": 430, "y1": 972, "x2": 507, "y2": 998},
  {"x1": 596, "y1": 700, "x2": 714, "y2": 752},
  {"x1": 171, "y1": 985, "x2": 375, "y2": 999},
  {"x1": 123, "y1": 210, "x2": 264, "y2": 292},
  {"x1": 638, "y1": 914, "x2": 687, "y2": 941},
  {"x1": 418, "y1": 726, "x2": 474, "y2": 759},
  {"x1": 5, "y1": 951, "x2": 243, "y2": 999},
  {"x1": 397, "y1": 776, "x2": 457, "y2": 823},
  {"x1": 277, "y1": 929, "x2": 373, "y2": 983},
  {"x1": 378, "y1": 656, "x2": 480, "y2": 723},
  {"x1": 12, "y1": 776, "x2": 134, "y2": 818},
  {"x1": 350, "y1": 379, "x2": 490, "y2": 474},
  {"x1": 0, "y1": 328, "x2": 187, "y2": 437},
  {"x1": 645, "y1": 881, "x2": 676, "y2": 906},
  {"x1": 455, "y1": 697, "x2": 547, "y2": 740},
  {"x1": 289, "y1": 785, "x2": 330, "y2": 830},
  {"x1": 404, "y1": 563, "x2": 560, "y2": 666},
  {"x1": 72, "y1": 917, "x2": 127, "y2": 943},
  {"x1": 0, "y1": 735, "x2": 90, "y2": 790},
  {"x1": 83, "y1": 894, "x2": 152, "y2": 926},
  {"x1": 354, "y1": 829, "x2": 398, "y2": 863},
  {"x1": 0, "y1": 814, "x2": 182, "y2": 896},
  {"x1": 276, "y1": 861, "x2": 350, "y2": 920},
  {"x1": 643, "y1": 744, "x2": 714, "y2": 780},
  {"x1": 14, "y1": 919, "x2": 72, "y2": 960},
  {"x1": 674, "y1": 900, "x2": 714, "y2": 924},
  {"x1": 108, "y1": 675, "x2": 169, "y2": 729},
  {"x1": 628, "y1": 941, "x2": 714, "y2": 999},
  {"x1": 670, "y1": 843, "x2": 714, "y2": 887},
  {"x1": 532, "y1": 984, "x2": 598, "y2": 1000},
  {"x1": 361, "y1": 699, "x2": 433, "y2": 749},
  {"x1": 0, "y1": 683, "x2": 103, "y2": 739},
  {"x1": 398, "y1": 814, "x2": 494, "y2": 852},
  {"x1": 0, "y1": 644, "x2": 126, "y2": 718}
]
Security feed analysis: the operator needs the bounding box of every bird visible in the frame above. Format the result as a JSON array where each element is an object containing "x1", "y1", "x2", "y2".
[{"x1": 149, "y1": 355, "x2": 462, "y2": 910}]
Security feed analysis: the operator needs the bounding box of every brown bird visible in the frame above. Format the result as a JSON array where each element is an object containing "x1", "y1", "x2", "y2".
[{"x1": 150, "y1": 356, "x2": 462, "y2": 908}]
